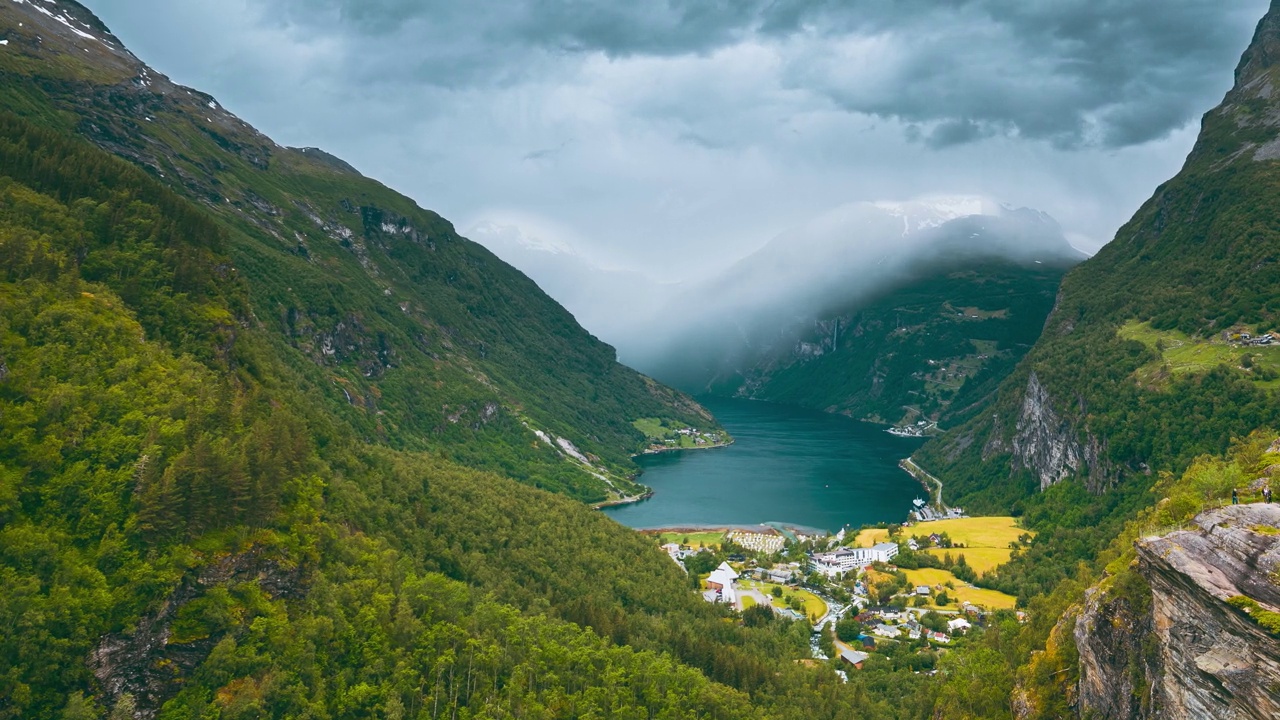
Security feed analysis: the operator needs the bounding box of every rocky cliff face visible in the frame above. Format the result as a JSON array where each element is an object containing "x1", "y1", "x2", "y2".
[
  {"x1": 1075, "y1": 504, "x2": 1280, "y2": 720},
  {"x1": 89, "y1": 550, "x2": 306, "y2": 720},
  {"x1": 1074, "y1": 579, "x2": 1158, "y2": 719},
  {"x1": 1008, "y1": 373, "x2": 1114, "y2": 492}
]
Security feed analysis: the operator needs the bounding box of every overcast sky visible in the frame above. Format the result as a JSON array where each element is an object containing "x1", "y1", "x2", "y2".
[{"x1": 89, "y1": 0, "x2": 1270, "y2": 279}]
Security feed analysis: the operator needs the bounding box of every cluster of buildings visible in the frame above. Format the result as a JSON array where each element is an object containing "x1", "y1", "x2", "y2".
[
  {"x1": 812, "y1": 542, "x2": 899, "y2": 578},
  {"x1": 849, "y1": 610, "x2": 972, "y2": 650},
  {"x1": 727, "y1": 530, "x2": 786, "y2": 554},
  {"x1": 661, "y1": 542, "x2": 696, "y2": 569},
  {"x1": 1234, "y1": 331, "x2": 1279, "y2": 347}
]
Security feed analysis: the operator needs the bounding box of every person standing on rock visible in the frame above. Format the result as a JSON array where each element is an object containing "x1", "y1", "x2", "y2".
[
  {"x1": 1266, "y1": 485, "x2": 1273, "y2": 503},
  {"x1": 1232, "y1": 488, "x2": 1239, "y2": 505}
]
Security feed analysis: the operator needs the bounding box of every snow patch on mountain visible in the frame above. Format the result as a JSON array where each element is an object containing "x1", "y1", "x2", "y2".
[
  {"x1": 872, "y1": 195, "x2": 1004, "y2": 236},
  {"x1": 10, "y1": 0, "x2": 109, "y2": 46}
]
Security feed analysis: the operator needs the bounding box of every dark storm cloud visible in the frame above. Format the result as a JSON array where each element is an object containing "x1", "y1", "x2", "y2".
[{"x1": 256, "y1": 0, "x2": 1264, "y2": 148}]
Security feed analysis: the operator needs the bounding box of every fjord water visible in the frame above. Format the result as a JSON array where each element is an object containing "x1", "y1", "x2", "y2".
[{"x1": 604, "y1": 397, "x2": 927, "y2": 532}]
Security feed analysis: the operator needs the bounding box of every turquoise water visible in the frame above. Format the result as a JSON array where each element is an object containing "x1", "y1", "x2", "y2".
[{"x1": 603, "y1": 397, "x2": 927, "y2": 533}]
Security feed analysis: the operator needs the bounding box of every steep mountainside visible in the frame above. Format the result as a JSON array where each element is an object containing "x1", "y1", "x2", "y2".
[
  {"x1": 0, "y1": 0, "x2": 720, "y2": 505},
  {"x1": 640, "y1": 204, "x2": 1081, "y2": 426},
  {"x1": 714, "y1": 256, "x2": 1071, "y2": 427},
  {"x1": 916, "y1": 1, "x2": 1280, "y2": 519},
  {"x1": 1007, "y1": 434, "x2": 1280, "y2": 720}
]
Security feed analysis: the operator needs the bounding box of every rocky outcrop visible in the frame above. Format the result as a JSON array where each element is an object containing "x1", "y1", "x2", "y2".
[
  {"x1": 89, "y1": 549, "x2": 306, "y2": 720},
  {"x1": 1010, "y1": 372, "x2": 1114, "y2": 491},
  {"x1": 1075, "y1": 504, "x2": 1280, "y2": 720},
  {"x1": 1075, "y1": 581, "x2": 1158, "y2": 719},
  {"x1": 1136, "y1": 504, "x2": 1280, "y2": 720}
]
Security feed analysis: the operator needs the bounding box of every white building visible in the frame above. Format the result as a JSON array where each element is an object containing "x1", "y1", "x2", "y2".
[
  {"x1": 705, "y1": 561, "x2": 739, "y2": 605},
  {"x1": 947, "y1": 617, "x2": 972, "y2": 633},
  {"x1": 812, "y1": 542, "x2": 900, "y2": 577},
  {"x1": 872, "y1": 624, "x2": 902, "y2": 638}
]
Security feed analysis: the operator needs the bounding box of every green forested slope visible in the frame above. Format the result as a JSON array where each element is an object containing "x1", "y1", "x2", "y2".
[
  {"x1": 0, "y1": 64, "x2": 831, "y2": 720},
  {"x1": 912, "y1": 1, "x2": 1280, "y2": 589},
  {"x1": 0, "y1": 0, "x2": 719, "y2": 505},
  {"x1": 0, "y1": 5, "x2": 905, "y2": 719},
  {"x1": 721, "y1": 258, "x2": 1071, "y2": 427}
]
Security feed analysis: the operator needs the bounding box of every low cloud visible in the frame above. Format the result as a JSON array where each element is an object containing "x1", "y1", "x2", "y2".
[
  {"x1": 88, "y1": 0, "x2": 1266, "y2": 305},
  {"x1": 246, "y1": 0, "x2": 1266, "y2": 148}
]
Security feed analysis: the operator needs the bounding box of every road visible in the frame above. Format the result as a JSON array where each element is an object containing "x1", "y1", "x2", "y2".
[{"x1": 901, "y1": 457, "x2": 948, "y2": 513}]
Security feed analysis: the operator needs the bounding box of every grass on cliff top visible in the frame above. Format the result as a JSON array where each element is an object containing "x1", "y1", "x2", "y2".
[{"x1": 1118, "y1": 321, "x2": 1280, "y2": 390}]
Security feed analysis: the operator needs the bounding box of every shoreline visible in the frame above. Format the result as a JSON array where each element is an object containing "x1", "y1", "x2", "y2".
[
  {"x1": 899, "y1": 457, "x2": 947, "y2": 515},
  {"x1": 592, "y1": 489, "x2": 654, "y2": 510},
  {"x1": 633, "y1": 522, "x2": 832, "y2": 536},
  {"x1": 632, "y1": 437, "x2": 735, "y2": 458},
  {"x1": 597, "y1": 439, "x2": 736, "y2": 511}
]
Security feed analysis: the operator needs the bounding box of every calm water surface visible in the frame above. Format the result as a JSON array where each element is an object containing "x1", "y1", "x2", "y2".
[{"x1": 603, "y1": 397, "x2": 926, "y2": 532}]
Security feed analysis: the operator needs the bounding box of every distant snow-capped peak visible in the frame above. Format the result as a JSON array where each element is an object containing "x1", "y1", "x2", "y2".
[{"x1": 870, "y1": 195, "x2": 1005, "y2": 236}]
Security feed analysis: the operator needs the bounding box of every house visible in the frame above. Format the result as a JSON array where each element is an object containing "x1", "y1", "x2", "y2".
[
  {"x1": 764, "y1": 568, "x2": 792, "y2": 584},
  {"x1": 907, "y1": 538, "x2": 920, "y2": 551},
  {"x1": 947, "y1": 617, "x2": 972, "y2": 633},
  {"x1": 872, "y1": 624, "x2": 901, "y2": 638},
  {"x1": 929, "y1": 631, "x2": 951, "y2": 644},
  {"x1": 773, "y1": 606, "x2": 805, "y2": 621},
  {"x1": 915, "y1": 585, "x2": 931, "y2": 596},
  {"x1": 928, "y1": 533, "x2": 943, "y2": 545},
  {"x1": 840, "y1": 649, "x2": 870, "y2": 669}
]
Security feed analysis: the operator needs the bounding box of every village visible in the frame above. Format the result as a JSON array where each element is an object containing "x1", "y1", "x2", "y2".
[
  {"x1": 648, "y1": 513, "x2": 1028, "y2": 676},
  {"x1": 632, "y1": 417, "x2": 734, "y2": 454}
]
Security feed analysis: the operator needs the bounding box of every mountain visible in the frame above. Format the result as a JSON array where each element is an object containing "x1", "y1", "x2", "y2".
[
  {"x1": 632, "y1": 198, "x2": 1084, "y2": 424},
  {"x1": 904, "y1": 3, "x2": 1280, "y2": 716},
  {"x1": 0, "y1": 4, "x2": 895, "y2": 720},
  {"x1": 717, "y1": 257, "x2": 1074, "y2": 428},
  {"x1": 914, "y1": 0, "x2": 1280, "y2": 517},
  {"x1": 0, "y1": 0, "x2": 726, "y2": 506}
]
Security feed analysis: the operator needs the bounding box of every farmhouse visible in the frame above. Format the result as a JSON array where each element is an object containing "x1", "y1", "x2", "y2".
[
  {"x1": 872, "y1": 624, "x2": 902, "y2": 639},
  {"x1": 840, "y1": 649, "x2": 869, "y2": 669}
]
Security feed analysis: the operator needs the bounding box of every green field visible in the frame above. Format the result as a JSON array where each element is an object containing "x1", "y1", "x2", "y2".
[
  {"x1": 1119, "y1": 321, "x2": 1280, "y2": 390},
  {"x1": 910, "y1": 516, "x2": 1028, "y2": 574},
  {"x1": 922, "y1": 547, "x2": 1013, "y2": 575},
  {"x1": 741, "y1": 580, "x2": 828, "y2": 620},
  {"x1": 633, "y1": 417, "x2": 672, "y2": 439},
  {"x1": 903, "y1": 568, "x2": 1018, "y2": 611},
  {"x1": 651, "y1": 530, "x2": 726, "y2": 549},
  {"x1": 851, "y1": 527, "x2": 892, "y2": 548},
  {"x1": 633, "y1": 418, "x2": 726, "y2": 448}
]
